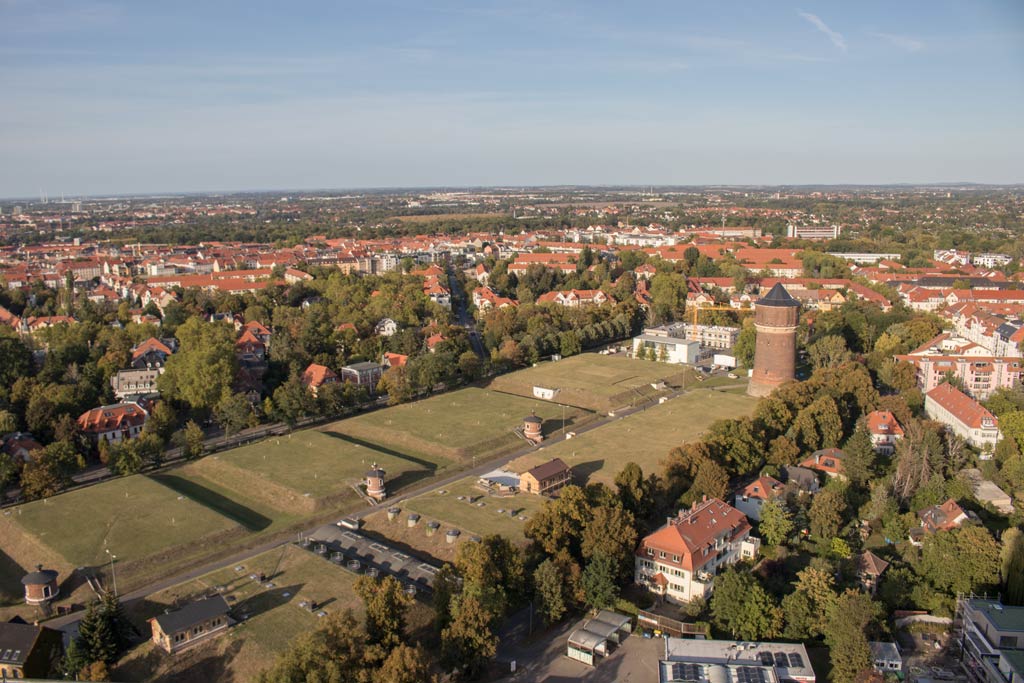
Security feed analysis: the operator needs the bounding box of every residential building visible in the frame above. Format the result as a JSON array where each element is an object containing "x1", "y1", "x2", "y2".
[
  {"x1": 77, "y1": 402, "x2": 148, "y2": 443},
  {"x1": 857, "y1": 551, "x2": 889, "y2": 594},
  {"x1": 519, "y1": 458, "x2": 572, "y2": 496},
  {"x1": 781, "y1": 466, "x2": 820, "y2": 494},
  {"x1": 897, "y1": 334, "x2": 1024, "y2": 399},
  {"x1": 925, "y1": 383, "x2": 1002, "y2": 451},
  {"x1": 635, "y1": 497, "x2": 759, "y2": 604},
  {"x1": 957, "y1": 597, "x2": 1024, "y2": 683},
  {"x1": 659, "y1": 638, "x2": 815, "y2": 683},
  {"x1": 374, "y1": 318, "x2": 398, "y2": 336},
  {"x1": 0, "y1": 432, "x2": 42, "y2": 462},
  {"x1": 870, "y1": 642, "x2": 903, "y2": 674},
  {"x1": 130, "y1": 337, "x2": 175, "y2": 369},
  {"x1": 111, "y1": 368, "x2": 162, "y2": 400},
  {"x1": 910, "y1": 498, "x2": 970, "y2": 545},
  {"x1": 341, "y1": 361, "x2": 383, "y2": 391},
  {"x1": 301, "y1": 363, "x2": 338, "y2": 397},
  {"x1": 866, "y1": 410, "x2": 904, "y2": 455},
  {"x1": 0, "y1": 622, "x2": 63, "y2": 680},
  {"x1": 536, "y1": 289, "x2": 609, "y2": 307},
  {"x1": 149, "y1": 595, "x2": 231, "y2": 654},
  {"x1": 799, "y1": 448, "x2": 846, "y2": 479},
  {"x1": 787, "y1": 223, "x2": 841, "y2": 240},
  {"x1": 733, "y1": 475, "x2": 784, "y2": 521},
  {"x1": 676, "y1": 323, "x2": 741, "y2": 350}
]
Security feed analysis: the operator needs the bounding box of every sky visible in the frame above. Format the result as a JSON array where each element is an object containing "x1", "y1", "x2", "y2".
[{"x1": 1, "y1": 0, "x2": 1022, "y2": 197}]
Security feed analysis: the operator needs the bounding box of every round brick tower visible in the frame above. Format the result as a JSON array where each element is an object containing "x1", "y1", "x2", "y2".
[
  {"x1": 365, "y1": 464, "x2": 387, "y2": 502},
  {"x1": 747, "y1": 283, "x2": 800, "y2": 398}
]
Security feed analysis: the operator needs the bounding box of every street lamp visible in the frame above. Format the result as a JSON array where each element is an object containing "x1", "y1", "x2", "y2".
[{"x1": 105, "y1": 549, "x2": 118, "y2": 598}]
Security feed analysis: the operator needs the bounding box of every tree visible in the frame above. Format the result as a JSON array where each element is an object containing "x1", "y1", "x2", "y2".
[
  {"x1": 0, "y1": 409, "x2": 17, "y2": 433},
  {"x1": 75, "y1": 595, "x2": 126, "y2": 666},
  {"x1": 272, "y1": 373, "x2": 316, "y2": 426},
  {"x1": 378, "y1": 644, "x2": 436, "y2": 683},
  {"x1": 823, "y1": 590, "x2": 882, "y2": 683},
  {"x1": 808, "y1": 335, "x2": 853, "y2": 370},
  {"x1": 759, "y1": 499, "x2": 794, "y2": 546},
  {"x1": 919, "y1": 525, "x2": 1001, "y2": 595},
  {"x1": 432, "y1": 564, "x2": 460, "y2": 633},
  {"x1": 789, "y1": 396, "x2": 844, "y2": 452},
  {"x1": 143, "y1": 401, "x2": 177, "y2": 444},
  {"x1": 534, "y1": 559, "x2": 568, "y2": 624},
  {"x1": 1001, "y1": 528, "x2": 1024, "y2": 605},
  {"x1": 580, "y1": 554, "x2": 619, "y2": 611},
  {"x1": 355, "y1": 575, "x2": 413, "y2": 650},
  {"x1": 710, "y1": 568, "x2": 782, "y2": 640},
  {"x1": 20, "y1": 450, "x2": 70, "y2": 500},
  {"x1": 809, "y1": 486, "x2": 847, "y2": 540},
  {"x1": 734, "y1": 319, "x2": 756, "y2": 369},
  {"x1": 257, "y1": 609, "x2": 368, "y2": 683},
  {"x1": 782, "y1": 564, "x2": 838, "y2": 639},
  {"x1": 581, "y1": 503, "x2": 637, "y2": 580},
  {"x1": 441, "y1": 595, "x2": 497, "y2": 679},
  {"x1": 615, "y1": 462, "x2": 653, "y2": 519},
  {"x1": 157, "y1": 317, "x2": 238, "y2": 410},
  {"x1": 524, "y1": 485, "x2": 592, "y2": 559},
  {"x1": 182, "y1": 420, "x2": 205, "y2": 459},
  {"x1": 842, "y1": 426, "x2": 876, "y2": 487},
  {"x1": 688, "y1": 458, "x2": 730, "y2": 502},
  {"x1": 214, "y1": 391, "x2": 252, "y2": 436}
]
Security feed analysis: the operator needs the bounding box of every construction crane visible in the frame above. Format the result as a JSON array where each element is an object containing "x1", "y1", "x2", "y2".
[{"x1": 688, "y1": 303, "x2": 737, "y2": 341}]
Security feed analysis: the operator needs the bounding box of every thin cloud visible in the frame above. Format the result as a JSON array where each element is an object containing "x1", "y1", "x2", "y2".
[
  {"x1": 870, "y1": 32, "x2": 925, "y2": 52},
  {"x1": 799, "y1": 12, "x2": 847, "y2": 52}
]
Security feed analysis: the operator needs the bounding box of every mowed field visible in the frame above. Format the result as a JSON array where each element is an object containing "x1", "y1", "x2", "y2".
[
  {"x1": 329, "y1": 387, "x2": 590, "y2": 462},
  {"x1": 187, "y1": 429, "x2": 453, "y2": 514},
  {"x1": 486, "y1": 354, "x2": 690, "y2": 412},
  {"x1": 6, "y1": 476, "x2": 239, "y2": 570},
  {"x1": 507, "y1": 389, "x2": 757, "y2": 487},
  {"x1": 115, "y1": 545, "x2": 433, "y2": 683}
]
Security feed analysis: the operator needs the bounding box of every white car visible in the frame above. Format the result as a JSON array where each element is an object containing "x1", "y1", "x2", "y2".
[{"x1": 727, "y1": 373, "x2": 738, "y2": 379}]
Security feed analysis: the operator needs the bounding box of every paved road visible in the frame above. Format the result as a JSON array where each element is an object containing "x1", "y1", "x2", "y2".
[
  {"x1": 447, "y1": 266, "x2": 487, "y2": 359},
  {"x1": 44, "y1": 382, "x2": 689, "y2": 631}
]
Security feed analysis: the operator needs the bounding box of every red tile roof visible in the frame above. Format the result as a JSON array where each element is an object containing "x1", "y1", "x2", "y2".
[
  {"x1": 926, "y1": 382, "x2": 998, "y2": 429},
  {"x1": 866, "y1": 410, "x2": 904, "y2": 438},
  {"x1": 132, "y1": 337, "x2": 173, "y2": 361},
  {"x1": 301, "y1": 363, "x2": 337, "y2": 388},
  {"x1": 637, "y1": 497, "x2": 751, "y2": 572},
  {"x1": 740, "y1": 475, "x2": 784, "y2": 500}
]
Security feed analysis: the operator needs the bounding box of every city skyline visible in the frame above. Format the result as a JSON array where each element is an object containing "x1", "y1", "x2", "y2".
[{"x1": 2, "y1": 0, "x2": 1022, "y2": 196}]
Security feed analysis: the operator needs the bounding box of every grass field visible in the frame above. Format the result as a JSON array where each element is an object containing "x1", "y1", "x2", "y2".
[
  {"x1": 507, "y1": 389, "x2": 758, "y2": 487},
  {"x1": 7, "y1": 475, "x2": 240, "y2": 570},
  {"x1": 329, "y1": 387, "x2": 591, "y2": 462},
  {"x1": 187, "y1": 429, "x2": 454, "y2": 514},
  {"x1": 115, "y1": 545, "x2": 432, "y2": 683},
  {"x1": 486, "y1": 354, "x2": 690, "y2": 411}
]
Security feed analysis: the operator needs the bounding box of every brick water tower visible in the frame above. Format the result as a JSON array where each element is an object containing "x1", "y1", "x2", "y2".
[
  {"x1": 747, "y1": 283, "x2": 800, "y2": 398},
  {"x1": 365, "y1": 464, "x2": 387, "y2": 502}
]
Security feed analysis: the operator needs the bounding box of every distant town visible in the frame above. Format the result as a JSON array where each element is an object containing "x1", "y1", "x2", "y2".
[{"x1": 1, "y1": 186, "x2": 1023, "y2": 683}]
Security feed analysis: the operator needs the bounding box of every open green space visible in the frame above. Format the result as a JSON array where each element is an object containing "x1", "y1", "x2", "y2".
[
  {"x1": 487, "y1": 354, "x2": 690, "y2": 411},
  {"x1": 188, "y1": 429, "x2": 454, "y2": 513},
  {"x1": 329, "y1": 387, "x2": 591, "y2": 462},
  {"x1": 404, "y1": 476, "x2": 550, "y2": 541},
  {"x1": 508, "y1": 389, "x2": 758, "y2": 487},
  {"x1": 8, "y1": 475, "x2": 239, "y2": 569}
]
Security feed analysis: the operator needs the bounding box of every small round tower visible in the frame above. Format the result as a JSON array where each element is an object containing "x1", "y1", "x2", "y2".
[
  {"x1": 365, "y1": 464, "x2": 387, "y2": 502},
  {"x1": 748, "y1": 283, "x2": 800, "y2": 398},
  {"x1": 523, "y1": 414, "x2": 543, "y2": 443},
  {"x1": 22, "y1": 565, "x2": 59, "y2": 605}
]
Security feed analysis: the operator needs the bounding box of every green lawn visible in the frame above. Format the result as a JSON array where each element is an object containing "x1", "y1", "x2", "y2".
[
  {"x1": 487, "y1": 354, "x2": 690, "y2": 411},
  {"x1": 329, "y1": 387, "x2": 591, "y2": 462},
  {"x1": 508, "y1": 389, "x2": 758, "y2": 486},
  {"x1": 188, "y1": 429, "x2": 454, "y2": 513},
  {"x1": 9, "y1": 475, "x2": 239, "y2": 568},
  {"x1": 403, "y1": 476, "x2": 550, "y2": 542}
]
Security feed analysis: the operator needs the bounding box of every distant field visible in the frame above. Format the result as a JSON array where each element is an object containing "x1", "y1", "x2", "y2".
[
  {"x1": 188, "y1": 430, "x2": 453, "y2": 514},
  {"x1": 389, "y1": 212, "x2": 504, "y2": 223},
  {"x1": 507, "y1": 389, "x2": 758, "y2": 487},
  {"x1": 115, "y1": 544, "x2": 432, "y2": 683},
  {"x1": 329, "y1": 387, "x2": 591, "y2": 462},
  {"x1": 487, "y1": 354, "x2": 690, "y2": 411},
  {"x1": 7, "y1": 476, "x2": 239, "y2": 570}
]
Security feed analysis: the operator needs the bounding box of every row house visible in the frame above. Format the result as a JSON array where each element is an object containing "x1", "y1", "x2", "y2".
[
  {"x1": 634, "y1": 497, "x2": 759, "y2": 604},
  {"x1": 924, "y1": 383, "x2": 1002, "y2": 452}
]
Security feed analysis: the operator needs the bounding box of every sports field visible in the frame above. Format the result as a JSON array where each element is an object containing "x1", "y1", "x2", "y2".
[
  {"x1": 7, "y1": 475, "x2": 239, "y2": 569},
  {"x1": 187, "y1": 429, "x2": 453, "y2": 514},
  {"x1": 507, "y1": 389, "x2": 757, "y2": 486},
  {"x1": 486, "y1": 354, "x2": 690, "y2": 411},
  {"x1": 115, "y1": 545, "x2": 432, "y2": 683},
  {"x1": 328, "y1": 387, "x2": 590, "y2": 462}
]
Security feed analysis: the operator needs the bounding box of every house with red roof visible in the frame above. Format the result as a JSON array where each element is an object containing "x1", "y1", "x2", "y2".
[
  {"x1": 924, "y1": 383, "x2": 1002, "y2": 452},
  {"x1": 535, "y1": 289, "x2": 609, "y2": 307},
  {"x1": 382, "y1": 352, "x2": 408, "y2": 369},
  {"x1": 909, "y1": 498, "x2": 970, "y2": 546},
  {"x1": 866, "y1": 410, "x2": 904, "y2": 455},
  {"x1": 301, "y1": 363, "x2": 338, "y2": 397},
  {"x1": 131, "y1": 337, "x2": 174, "y2": 369},
  {"x1": 799, "y1": 448, "x2": 846, "y2": 479},
  {"x1": 733, "y1": 475, "x2": 784, "y2": 521},
  {"x1": 634, "y1": 497, "x2": 759, "y2": 604},
  {"x1": 77, "y1": 402, "x2": 148, "y2": 444}
]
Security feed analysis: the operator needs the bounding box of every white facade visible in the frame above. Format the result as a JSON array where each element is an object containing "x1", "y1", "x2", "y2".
[{"x1": 632, "y1": 334, "x2": 701, "y2": 364}]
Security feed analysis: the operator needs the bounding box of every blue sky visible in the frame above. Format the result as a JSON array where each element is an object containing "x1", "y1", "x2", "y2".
[{"x1": 1, "y1": 1, "x2": 1022, "y2": 197}]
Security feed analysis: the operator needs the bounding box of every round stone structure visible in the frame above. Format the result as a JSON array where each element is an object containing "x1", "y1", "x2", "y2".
[
  {"x1": 365, "y1": 463, "x2": 387, "y2": 502},
  {"x1": 22, "y1": 565, "x2": 59, "y2": 605},
  {"x1": 747, "y1": 283, "x2": 800, "y2": 398},
  {"x1": 523, "y1": 414, "x2": 543, "y2": 443}
]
